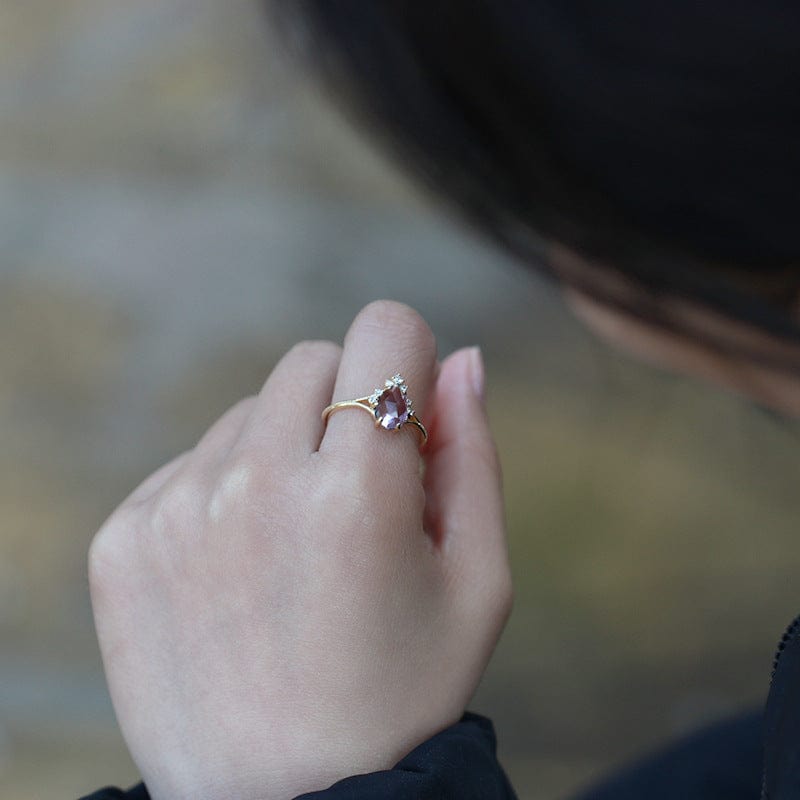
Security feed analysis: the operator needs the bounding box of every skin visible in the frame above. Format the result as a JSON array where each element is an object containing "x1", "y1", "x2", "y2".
[
  {"x1": 89, "y1": 258, "x2": 799, "y2": 799},
  {"x1": 553, "y1": 244, "x2": 800, "y2": 417},
  {"x1": 566, "y1": 292, "x2": 800, "y2": 418}
]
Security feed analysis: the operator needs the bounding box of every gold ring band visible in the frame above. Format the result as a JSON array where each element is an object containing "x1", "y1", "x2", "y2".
[{"x1": 322, "y1": 374, "x2": 428, "y2": 446}]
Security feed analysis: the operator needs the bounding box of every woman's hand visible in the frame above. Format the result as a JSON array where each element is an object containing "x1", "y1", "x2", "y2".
[{"x1": 88, "y1": 301, "x2": 512, "y2": 800}]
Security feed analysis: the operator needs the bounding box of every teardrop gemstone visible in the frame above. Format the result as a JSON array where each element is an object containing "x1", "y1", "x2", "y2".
[{"x1": 374, "y1": 386, "x2": 410, "y2": 430}]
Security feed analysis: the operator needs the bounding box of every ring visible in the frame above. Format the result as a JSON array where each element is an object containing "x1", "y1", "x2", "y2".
[{"x1": 322, "y1": 373, "x2": 428, "y2": 446}]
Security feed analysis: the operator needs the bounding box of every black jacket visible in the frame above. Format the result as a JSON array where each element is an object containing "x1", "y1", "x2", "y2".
[{"x1": 79, "y1": 616, "x2": 800, "y2": 799}]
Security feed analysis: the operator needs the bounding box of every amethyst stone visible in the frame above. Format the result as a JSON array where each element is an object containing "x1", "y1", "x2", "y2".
[{"x1": 374, "y1": 386, "x2": 410, "y2": 430}]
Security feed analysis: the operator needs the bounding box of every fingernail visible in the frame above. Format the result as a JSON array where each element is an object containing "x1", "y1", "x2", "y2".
[{"x1": 469, "y1": 346, "x2": 485, "y2": 401}]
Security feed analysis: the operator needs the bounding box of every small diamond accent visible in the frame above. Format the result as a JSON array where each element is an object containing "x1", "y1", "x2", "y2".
[{"x1": 392, "y1": 373, "x2": 404, "y2": 385}]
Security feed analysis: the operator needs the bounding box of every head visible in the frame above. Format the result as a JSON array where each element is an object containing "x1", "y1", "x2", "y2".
[{"x1": 270, "y1": 1, "x2": 800, "y2": 416}]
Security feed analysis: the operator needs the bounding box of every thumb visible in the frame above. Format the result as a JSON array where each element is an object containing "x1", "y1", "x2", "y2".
[{"x1": 424, "y1": 347, "x2": 511, "y2": 615}]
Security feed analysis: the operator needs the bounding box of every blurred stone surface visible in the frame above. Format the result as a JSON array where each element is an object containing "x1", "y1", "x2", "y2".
[{"x1": 1, "y1": 3, "x2": 799, "y2": 799}]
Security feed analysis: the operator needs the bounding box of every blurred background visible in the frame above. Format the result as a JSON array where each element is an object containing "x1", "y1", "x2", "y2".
[{"x1": 2, "y1": 2, "x2": 799, "y2": 798}]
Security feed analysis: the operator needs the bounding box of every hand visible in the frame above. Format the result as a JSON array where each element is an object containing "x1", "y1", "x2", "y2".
[{"x1": 88, "y1": 301, "x2": 512, "y2": 800}]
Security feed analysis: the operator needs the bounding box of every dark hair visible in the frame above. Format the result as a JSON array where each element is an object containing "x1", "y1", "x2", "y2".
[{"x1": 269, "y1": 1, "x2": 800, "y2": 365}]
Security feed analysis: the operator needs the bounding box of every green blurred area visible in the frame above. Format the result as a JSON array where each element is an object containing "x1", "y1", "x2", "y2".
[{"x1": 1, "y1": 3, "x2": 798, "y2": 799}]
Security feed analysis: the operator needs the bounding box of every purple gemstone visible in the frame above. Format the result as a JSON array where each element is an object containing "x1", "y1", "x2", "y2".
[{"x1": 374, "y1": 386, "x2": 409, "y2": 430}]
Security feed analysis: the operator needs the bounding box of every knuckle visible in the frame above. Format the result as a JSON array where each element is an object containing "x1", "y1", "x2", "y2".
[
  {"x1": 318, "y1": 449, "x2": 421, "y2": 520},
  {"x1": 309, "y1": 459, "x2": 381, "y2": 539},
  {"x1": 316, "y1": 457, "x2": 373, "y2": 517},
  {"x1": 278, "y1": 340, "x2": 342, "y2": 385},
  {"x1": 208, "y1": 454, "x2": 258, "y2": 524},
  {"x1": 87, "y1": 531, "x2": 111, "y2": 591},
  {"x1": 351, "y1": 301, "x2": 437, "y2": 359},
  {"x1": 288, "y1": 339, "x2": 341, "y2": 363},
  {"x1": 196, "y1": 400, "x2": 254, "y2": 451},
  {"x1": 87, "y1": 506, "x2": 140, "y2": 593},
  {"x1": 149, "y1": 474, "x2": 205, "y2": 536},
  {"x1": 226, "y1": 395, "x2": 257, "y2": 420}
]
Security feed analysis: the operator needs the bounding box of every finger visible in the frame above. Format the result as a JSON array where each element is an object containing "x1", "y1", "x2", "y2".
[
  {"x1": 239, "y1": 340, "x2": 342, "y2": 458},
  {"x1": 319, "y1": 301, "x2": 437, "y2": 477},
  {"x1": 191, "y1": 396, "x2": 258, "y2": 466},
  {"x1": 126, "y1": 397, "x2": 257, "y2": 506},
  {"x1": 423, "y1": 347, "x2": 510, "y2": 603},
  {"x1": 123, "y1": 451, "x2": 191, "y2": 507}
]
